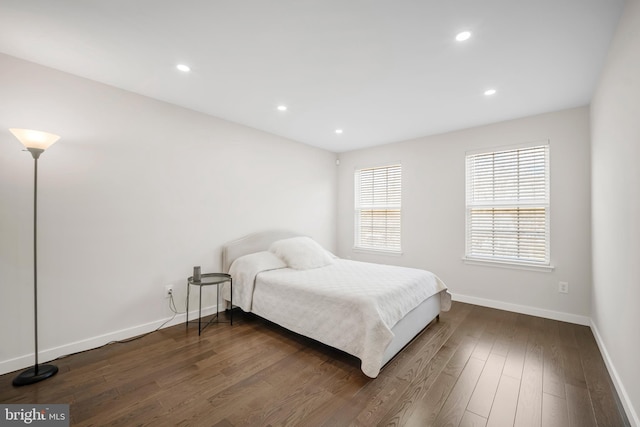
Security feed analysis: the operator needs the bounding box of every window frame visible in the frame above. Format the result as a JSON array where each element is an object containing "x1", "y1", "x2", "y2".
[
  {"x1": 464, "y1": 141, "x2": 553, "y2": 271},
  {"x1": 354, "y1": 163, "x2": 402, "y2": 254}
]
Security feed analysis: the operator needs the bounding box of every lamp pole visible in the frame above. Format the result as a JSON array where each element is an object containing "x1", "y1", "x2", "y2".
[
  {"x1": 31, "y1": 148, "x2": 43, "y2": 375},
  {"x1": 33, "y1": 151, "x2": 40, "y2": 374},
  {"x1": 10, "y1": 129, "x2": 60, "y2": 387}
]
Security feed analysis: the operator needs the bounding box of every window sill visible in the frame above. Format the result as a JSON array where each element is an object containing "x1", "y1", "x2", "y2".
[
  {"x1": 353, "y1": 247, "x2": 403, "y2": 257},
  {"x1": 462, "y1": 257, "x2": 555, "y2": 272}
]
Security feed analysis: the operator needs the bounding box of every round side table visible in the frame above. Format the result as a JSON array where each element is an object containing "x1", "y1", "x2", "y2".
[{"x1": 186, "y1": 273, "x2": 232, "y2": 335}]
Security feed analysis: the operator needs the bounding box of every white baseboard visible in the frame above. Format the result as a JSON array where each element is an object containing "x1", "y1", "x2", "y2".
[
  {"x1": 590, "y1": 320, "x2": 639, "y2": 427},
  {"x1": 450, "y1": 293, "x2": 591, "y2": 326},
  {"x1": 0, "y1": 303, "x2": 225, "y2": 376}
]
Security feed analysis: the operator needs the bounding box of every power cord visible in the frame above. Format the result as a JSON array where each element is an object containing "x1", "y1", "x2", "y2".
[
  {"x1": 51, "y1": 292, "x2": 185, "y2": 361},
  {"x1": 111, "y1": 293, "x2": 179, "y2": 343}
]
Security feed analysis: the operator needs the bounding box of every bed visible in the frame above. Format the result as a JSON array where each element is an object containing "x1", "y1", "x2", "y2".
[{"x1": 220, "y1": 230, "x2": 451, "y2": 378}]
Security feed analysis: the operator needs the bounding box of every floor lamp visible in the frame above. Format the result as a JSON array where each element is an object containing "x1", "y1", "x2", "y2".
[{"x1": 10, "y1": 128, "x2": 61, "y2": 387}]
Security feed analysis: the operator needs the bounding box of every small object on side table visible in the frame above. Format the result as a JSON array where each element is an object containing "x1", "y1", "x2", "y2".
[{"x1": 186, "y1": 272, "x2": 232, "y2": 335}]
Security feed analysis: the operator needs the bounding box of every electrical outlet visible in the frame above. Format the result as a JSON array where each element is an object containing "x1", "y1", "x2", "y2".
[
  {"x1": 558, "y1": 281, "x2": 569, "y2": 294},
  {"x1": 165, "y1": 285, "x2": 174, "y2": 298}
]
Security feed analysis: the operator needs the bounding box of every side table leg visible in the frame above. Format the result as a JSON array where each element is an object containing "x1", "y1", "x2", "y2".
[
  {"x1": 198, "y1": 284, "x2": 203, "y2": 336},
  {"x1": 186, "y1": 280, "x2": 190, "y2": 330},
  {"x1": 230, "y1": 278, "x2": 233, "y2": 326}
]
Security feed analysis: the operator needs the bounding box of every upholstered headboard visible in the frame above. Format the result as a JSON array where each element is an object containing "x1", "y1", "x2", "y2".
[{"x1": 221, "y1": 230, "x2": 300, "y2": 273}]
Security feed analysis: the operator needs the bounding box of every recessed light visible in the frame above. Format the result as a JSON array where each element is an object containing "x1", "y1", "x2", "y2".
[
  {"x1": 176, "y1": 64, "x2": 191, "y2": 72},
  {"x1": 484, "y1": 89, "x2": 497, "y2": 96},
  {"x1": 335, "y1": 129, "x2": 343, "y2": 134},
  {"x1": 456, "y1": 31, "x2": 472, "y2": 42},
  {"x1": 277, "y1": 105, "x2": 287, "y2": 111}
]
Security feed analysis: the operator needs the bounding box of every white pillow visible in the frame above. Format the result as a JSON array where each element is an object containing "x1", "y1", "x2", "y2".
[
  {"x1": 269, "y1": 236, "x2": 334, "y2": 270},
  {"x1": 229, "y1": 251, "x2": 287, "y2": 274}
]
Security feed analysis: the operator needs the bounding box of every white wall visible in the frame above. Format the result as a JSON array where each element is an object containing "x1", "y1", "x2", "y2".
[
  {"x1": 591, "y1": 0, "x2": 640, "y2": 424},
  {"x1": 0, "y1": 53, "x2": 337, "y2": 374},
  {"x1": 337, "y1": 107, "x2": 592, "y2": 324}
]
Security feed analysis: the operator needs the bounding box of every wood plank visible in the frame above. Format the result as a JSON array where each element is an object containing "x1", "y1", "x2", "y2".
[
  {"x1": 513, "y1": 317, "x2": 544, "y2": 427},
  {"x1": 390, "y1": 307, "x2": 484, "y2": 427},
  {"x1": 490, "y1": 311, "x2": 519, "y2": 357},
  {"x1": 467, "y1": 353, "x2": 506, "y2": 418},
  {"x1": 402, "y1": 370, "x2": 458, "y2": 426},
  {"x1": 486, "y1": 374, "x2": 520, "y2": 427},
  {"x1": 226, "y1": 352, "x2": 337, "y2": 426},
  {"x1": 433, "y1": 357, "x2": 485, "y2": 426},
  {"x1": 460, "y1": 411, "x2": 488, "y2": 427},
  {"x1": 373, "y1": 329, "x2": 460, "y2": 426},
  {"x1": 541, "y1": 319, "x2": 566, "y2": 399},
  {"x1": 374, "y1": 304, "x2": 479, "y2": 426},
  {"x1": 542, "y1": 392, "x2": 569, "y2": 427},
  {"x1": 353, "y1": 316, "x2": 475, "y2": 426},
  {"x1": 566, "y1": 383, "x2": 597, "y2": 427},
  {"x1": 75, "y1": 396, "x2": 164, "y2": 426},
  {"x1": 557, "y1": 320, "x2": 579, "y2": 348},
  {"x1": 470, "y1": 309, "x2": 504, "y2": 361},
  {"x1": 502, "y1": 314, "x2": 530, "y2": 380},
  {"x1": 574, "y1": 325, "x2": 630, "y2": 427},
  {"x1": 559, "y1": 337, "x2": 588, "y2": 388}
]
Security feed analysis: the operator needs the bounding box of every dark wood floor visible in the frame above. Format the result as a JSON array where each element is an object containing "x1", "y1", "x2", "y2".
[{"x1": 0, "y1": 302, "x2": 630, "y2": 426}]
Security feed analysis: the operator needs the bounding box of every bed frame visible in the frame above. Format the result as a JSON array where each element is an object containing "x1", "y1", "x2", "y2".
[{"x1": 221, "y1": 230, "x2": 441, "y2": 370}]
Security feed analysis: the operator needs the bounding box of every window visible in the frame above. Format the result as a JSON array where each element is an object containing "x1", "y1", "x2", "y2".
[
  {"x1": 354, "y1": 164, "x2": 401, "y2": 253},
  {"x1": 465, "y1": 142, "x2": 550, "y2": 267}
]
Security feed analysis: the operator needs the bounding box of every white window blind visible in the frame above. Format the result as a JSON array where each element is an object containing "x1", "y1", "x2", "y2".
[
  {"x1": 354, "y1": 164, "x2": 401, "y2": 252},
  {"x1": 465, "y1": 143, "x2": 549, "y2": 265}
]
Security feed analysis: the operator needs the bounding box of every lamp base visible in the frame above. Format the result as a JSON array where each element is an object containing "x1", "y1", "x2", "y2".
[{"x1": 12, "y1": 364, "x2": 58, "y2": 387}]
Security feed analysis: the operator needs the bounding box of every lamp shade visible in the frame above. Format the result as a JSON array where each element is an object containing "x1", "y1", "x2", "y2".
[{"x1": 9, "y1": 128, "x2": 61, "y2": 151}]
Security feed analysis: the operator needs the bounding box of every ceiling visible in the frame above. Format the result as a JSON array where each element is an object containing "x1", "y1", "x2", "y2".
[{"x1": 0, "y1": 0, "x2": 625, "y2": 153}]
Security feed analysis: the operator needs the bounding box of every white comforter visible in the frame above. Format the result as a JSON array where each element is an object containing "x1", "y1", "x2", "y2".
[{"x1": 226, "y1": 256, "x2": 450, "y2": 378}]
